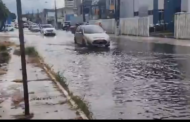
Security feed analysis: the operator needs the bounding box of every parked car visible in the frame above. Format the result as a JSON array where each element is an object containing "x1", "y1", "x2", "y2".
[
  {"x1": 4, "y1": 24, "x2": 14, "y2": 32},
  {"x1": 74, "y1": 25, "x2": 110, "y2": 48},
  {"x1": 23, "y1": 23, "x2": 29, "y2": 28},
  {"x1": 30, "y1": 25, "x2": 40, "y2": 32},
  {"x1": 62, "y1": 21, "x2": 71, "y2": 31},
  {"x1": 40, "y1": 24, "x2": 56, "y2": 36},
  {"x1": 28, "y1": 24, "x2": 37, "y2": 31}
]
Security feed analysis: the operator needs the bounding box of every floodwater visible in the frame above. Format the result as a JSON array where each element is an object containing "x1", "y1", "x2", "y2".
[{"x1": 9, "y1": 30, "x2": 190, "y2": 119}]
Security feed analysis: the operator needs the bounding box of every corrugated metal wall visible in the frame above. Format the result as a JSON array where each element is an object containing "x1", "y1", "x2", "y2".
[
  {"x1": 89, "y1": 17, "x2": 150, "y2": 36},
  {"x1": 174, "y1": 13, "x2": 190, "y2": 39},
  {"x1": 120, "y1": 17, "x2": 150, "y2": 36}
]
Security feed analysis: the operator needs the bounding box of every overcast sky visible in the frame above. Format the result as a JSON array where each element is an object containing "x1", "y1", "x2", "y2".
[{"x1": 3, "y1": 0, "x2": 65, "y2": 14}]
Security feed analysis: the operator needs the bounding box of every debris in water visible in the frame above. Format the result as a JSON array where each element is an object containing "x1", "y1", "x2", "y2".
[
  {"x1": 12, "y1": 79, "x2": 23, "y2": 83},
  {"x1": 29, "y1": 92, "x2": 35, "y2": 95},
  {"x1": 0, "y1": 69, "x2": 7, "y2": 75},
  {"x1": 13, "y1": 113, "x2": 34, "y2": 120},
  {"x1": 58, "y1": 100, "x2": 67, "y2": 105}
]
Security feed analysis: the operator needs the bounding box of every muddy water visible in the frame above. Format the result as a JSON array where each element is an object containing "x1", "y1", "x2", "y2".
[{"x1": 9, "y1": 30, "x2": 190, "y2": 119}]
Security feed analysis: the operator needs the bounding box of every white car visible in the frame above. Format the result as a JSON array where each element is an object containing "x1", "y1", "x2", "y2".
[
  {"x1": 40, "y1": 24, "x2": 56, "y2": 36},
  {"x1": 4, "y1": 24, "x2": 14, "y2": 32},
  {"x1": 74, "y1": 25, "x2": 110, "y2": 47}
]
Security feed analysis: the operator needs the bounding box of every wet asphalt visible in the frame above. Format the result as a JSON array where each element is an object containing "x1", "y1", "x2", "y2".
[{"x1": 10, "y1": 30, "x2": 190, "y2": 119}]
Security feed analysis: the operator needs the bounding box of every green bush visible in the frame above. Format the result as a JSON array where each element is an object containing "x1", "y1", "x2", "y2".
[
  {"x1": 0, "y1": 52, "x2": 10, "y2": 63},
  {"x1": 25, "y1": 47, "x2": 39, "y2": 57},
  {"x1": 0, "y1": 45, "x2": 7, "y2": 52},
  {"x1": 54, "y1": 72, "x2": 92, "y2": 119}
]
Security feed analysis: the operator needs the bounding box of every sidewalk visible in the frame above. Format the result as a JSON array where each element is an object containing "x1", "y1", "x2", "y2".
[
  {"x1": 110, "y1": 34, "x2": 190, "y2": 47},
  {"x1": 0, "y1": 49, "x2": 79, "y2": 119}
]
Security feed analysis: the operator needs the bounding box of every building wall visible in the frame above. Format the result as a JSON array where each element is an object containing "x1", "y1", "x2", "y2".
[
  {"x1": 65, "y1": 0, "x2": 75, "y2": 8},
  {"x1": 120, "y1": 0, "x2": 134, "y2": 18},
  {"x1": 120, "y1": 0, "x2": 154, "y2": 25},
  {"x1": 164, "y1": 0, "x2": 181, "y2": 32},
  {"x1": 181, "y1": 0, "x2": 190, "y2": 12},
  {"x1": 158, "y1": 0, "x2": 164, "y2": 9},
  {"x1": 73, "y1": 0, "x2": 82, "y2": 15}
]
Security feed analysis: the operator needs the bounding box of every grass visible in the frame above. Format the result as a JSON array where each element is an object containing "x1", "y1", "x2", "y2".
[
  {"x1": 0, "y1": 51, "x2": 10, "y2": 63},
  {"x1": 54, "y1": 72, "x2": 69, "y2": 92},
  {"x1": 54, "y1": 72, "x2": 92, "y2": 119},
  {"x1": 0, "y1": 43, "x2": 10, "y2": 64},
  {"x1": 14, "y1": 47, "x2": 39, "y2": 57},
  {"x1": 25, "y1": 47, "x2": 39, "y2": 57},
  {"x1": 0, "y1": 45, "x2": 7, "y2": 52}
]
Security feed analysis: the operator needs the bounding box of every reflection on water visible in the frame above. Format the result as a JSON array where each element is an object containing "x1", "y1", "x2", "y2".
[{"x1": 24, "y1": 32, "x2": 190, "y2": 119}]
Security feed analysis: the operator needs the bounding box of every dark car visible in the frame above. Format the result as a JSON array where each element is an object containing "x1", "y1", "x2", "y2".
[{"x1": 62, "y1": 21, "x2": 71, "y2": 31}]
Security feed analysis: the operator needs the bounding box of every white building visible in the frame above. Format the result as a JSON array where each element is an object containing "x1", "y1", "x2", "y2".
[
  {"x1": 65, "y1": 0, "x2": 81, "y2": 15},
  {"x1": 181, "y1": 0, "x2": 190, "y2": 12},
  {"x1": 119, "y1": 0, "x2": 164, "y2": 26}
]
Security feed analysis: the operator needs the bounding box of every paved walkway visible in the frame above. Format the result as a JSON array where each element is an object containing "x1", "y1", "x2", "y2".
[
  {"x1": 0, "y1": 49, "x2": 79, "y2": 119},
  {"x1": 110, "y1": 34, "x2": 190, "y2": 47}
]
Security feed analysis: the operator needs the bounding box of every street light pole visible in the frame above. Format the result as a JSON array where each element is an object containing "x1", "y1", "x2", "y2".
[
  {"x1": 54, "y1": 0, "x2": 58, "y2": 28},
  {"x1": 16, "y1": 0, "x2": 30, "y2": 116},
  {"x1": 82, "y1": 1, "x2": 86, "y2": 22}
]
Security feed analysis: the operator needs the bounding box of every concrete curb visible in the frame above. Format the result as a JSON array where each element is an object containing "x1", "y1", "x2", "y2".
[{"x1": 38, "y1": 59, "x2": 89, "y2": 120}]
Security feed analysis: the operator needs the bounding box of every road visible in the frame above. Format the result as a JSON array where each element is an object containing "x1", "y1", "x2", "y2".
[{"x1": 9, "y1": 30, "x2": 190, "y2": 119}]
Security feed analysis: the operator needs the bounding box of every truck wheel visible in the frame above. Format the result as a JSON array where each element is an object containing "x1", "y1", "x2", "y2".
[{"x1": 74, "y1": 37, "x2": 77, "y2": 44}]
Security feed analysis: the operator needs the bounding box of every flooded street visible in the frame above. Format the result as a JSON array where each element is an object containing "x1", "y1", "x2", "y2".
[{"x1": 12, "y1": 30, "x2": 190, "y2": 119}]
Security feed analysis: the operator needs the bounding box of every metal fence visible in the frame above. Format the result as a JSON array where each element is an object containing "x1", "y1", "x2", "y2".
[
  {"x1": 174, "y1": 13, "x2": 190, "y2": 39},
  {"x1": 120, "y1": 17, "x2": 150, "y2": 37},
  {"x1": 89, "y1": 17, "x2": 150, "y2": 37},
  {"x1": 89, "y1": 19, "x2": 115, "y2": 34}
]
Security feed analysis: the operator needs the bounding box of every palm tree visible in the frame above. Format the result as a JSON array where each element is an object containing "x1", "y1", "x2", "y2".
[{"x1": 0, "y1": 0, "x2": 10, "y2": 31}]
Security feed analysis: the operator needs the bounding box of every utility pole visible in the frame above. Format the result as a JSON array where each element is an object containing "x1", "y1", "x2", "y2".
[
  {"x1": 115, "y1": 0, "x2": 120, "y2": 35},
  {"x1": 82, "y1": 0, "x2": 86, "y2": 22},
  {"x1": 54, "y1": 0, "x2": 58, "y2": 29},
  {"x1": 16, "y1": 0, "x2": 30, "y2": 116},
  {"x1": 115, "y1": 0, "x2": 120, "y2": 26}
]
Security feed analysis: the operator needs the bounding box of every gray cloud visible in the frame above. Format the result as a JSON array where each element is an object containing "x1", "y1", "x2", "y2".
[{"x1": 3, "y1": 0, "x2": 64, "y2": 14}]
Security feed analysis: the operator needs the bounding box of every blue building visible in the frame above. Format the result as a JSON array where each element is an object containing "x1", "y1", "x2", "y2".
[{"x1": 153, "y1": 0, "x2": 181, "y2": 32}]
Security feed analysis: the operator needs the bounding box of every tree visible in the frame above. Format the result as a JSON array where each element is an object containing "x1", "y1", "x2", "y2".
[
  {"x1": 0, "y1": 0, "x2": 10, "y2": 31},
  {"x1": 10, "y1": 13, "x2": 16, "y2": 20}
]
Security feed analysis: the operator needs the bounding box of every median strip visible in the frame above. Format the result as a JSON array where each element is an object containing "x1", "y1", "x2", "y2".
[{"x1": 15, "y1": 46, "x2": 91, "y2": 120}]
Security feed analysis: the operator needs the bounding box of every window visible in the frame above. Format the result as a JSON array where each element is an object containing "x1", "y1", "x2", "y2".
[
  {"x1": 148, "y1": 10, "x2": 153, "y2": 15},
  {"x1": 158, "y1": 10, "x2": 164, "y2": 23},
  {"x1": 134, "y1": 12, "x2": 139, "y2": 16},
  {"x1": 175, "y1": 7, "x2": 181, "y2": 13}
]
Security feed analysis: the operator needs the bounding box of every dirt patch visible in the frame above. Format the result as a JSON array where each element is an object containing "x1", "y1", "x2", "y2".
[
  {"x1": 0, "y1": 69, "x2": 7, "y2": 75},
  {"x1": 12, "y1": 79, "x2": 23, "y2": 83},
  {"x1": 0, "y1": 41, "x2": 16, "y2": 47},
  {"x1": 13, "y1": 48, "x2": 21, "y2": 56}
]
